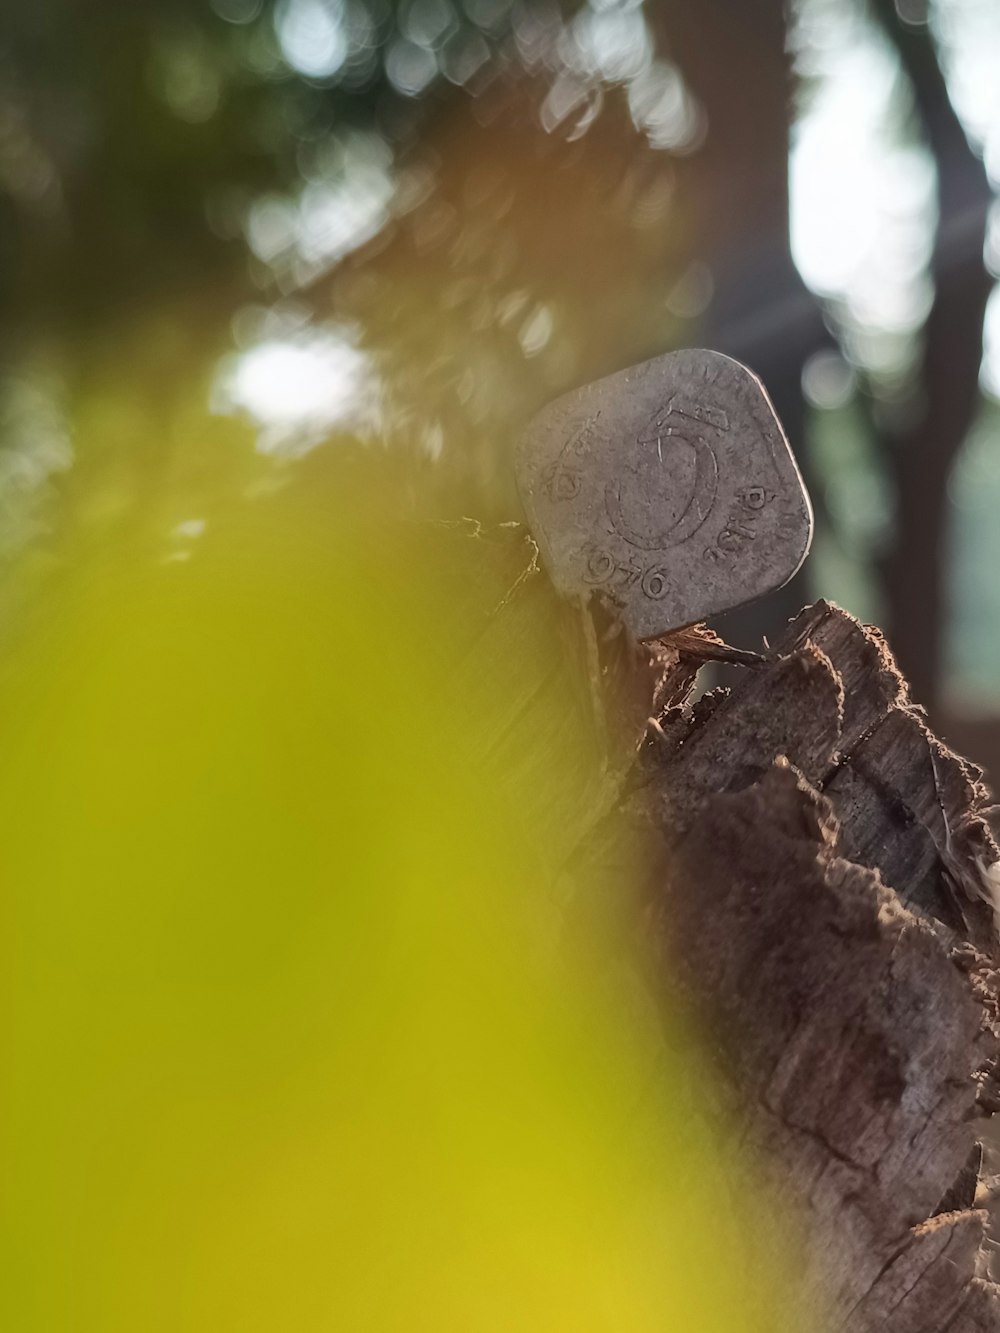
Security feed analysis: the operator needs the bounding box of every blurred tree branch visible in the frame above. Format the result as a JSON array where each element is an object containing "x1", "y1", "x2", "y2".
[
  {"x1": 646, "y1": 0, "x2": 831, "y2": 645},
  {"x1": 867, "y1": 0, "x2": 994, "y2": 714}
]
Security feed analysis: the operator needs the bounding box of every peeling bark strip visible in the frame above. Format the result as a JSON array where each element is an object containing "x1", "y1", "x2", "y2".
[{"x1": 633, "y1": 602, "x2": 1000, "y2": 1331}]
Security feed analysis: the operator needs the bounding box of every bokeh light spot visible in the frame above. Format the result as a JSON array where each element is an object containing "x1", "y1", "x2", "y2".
[
  {"x1": 385, "y1": 38, "x2": 439, "y2": 95},
  {"x1": 214, "y1": 332, "x2": 373, "y2": 455},
  {"x1": 211, "y1": 0, "x2": 263, "y2": 24},
  {"x1": 276, "y1": 0, "x2": 349, "y2": 79},
  {"x1": 802, "y1": 349, "x2": 857, "y2": 411}
]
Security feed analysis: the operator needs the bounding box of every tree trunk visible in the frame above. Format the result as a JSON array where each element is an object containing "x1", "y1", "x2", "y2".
[
  {"x1": 447, "y1": 521, "x2": 1000, "y2": 1331},
  {"x1": 648, "y1": 0, "x2": 831, "y2": 647},
  {"x1": 869, "y1": 0, "x2": 994, "y2": 717},
  {"x1": 638, "y1": 599, "x2": 1000, "y2": 1330}
]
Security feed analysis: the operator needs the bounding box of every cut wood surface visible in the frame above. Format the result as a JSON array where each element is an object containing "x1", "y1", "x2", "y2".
[{"x1": 442, "y1": 523, "x2": 1000, "y2": 1331}]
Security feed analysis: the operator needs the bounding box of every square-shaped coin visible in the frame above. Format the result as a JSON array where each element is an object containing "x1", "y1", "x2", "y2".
[{"x1": 515, "y1": 349, "x2": 813, "y2": 640}]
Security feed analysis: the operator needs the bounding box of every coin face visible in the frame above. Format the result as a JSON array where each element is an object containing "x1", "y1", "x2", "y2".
[{"x1": 515, "y1": 349, "x2": 813, "y2": 640}]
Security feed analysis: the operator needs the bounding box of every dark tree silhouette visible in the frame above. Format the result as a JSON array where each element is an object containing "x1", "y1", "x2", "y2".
[
  {"x1": 646, "y1": 0, "x2": 830, "y2": 644},
  {"x1": 867, "y1": 0, "x2": 994, "y2": 714}
]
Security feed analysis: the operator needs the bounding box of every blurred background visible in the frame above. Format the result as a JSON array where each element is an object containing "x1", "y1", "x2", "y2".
[
  {"x1": 2, "y1": 0, "x2": 1000, "y2": 757},
  {"x1": 5, "y1": 4, "x2": 996, "y2": 1323}
]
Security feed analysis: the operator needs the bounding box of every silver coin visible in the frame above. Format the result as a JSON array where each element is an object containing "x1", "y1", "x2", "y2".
[{"x1": 515, "y1": 349, "x2": 813, "y2": 640}]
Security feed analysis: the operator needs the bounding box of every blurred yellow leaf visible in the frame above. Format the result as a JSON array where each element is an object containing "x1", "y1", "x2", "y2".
[{"x1": 0, "y1": 484, "x2": 799, "y2": 1331}]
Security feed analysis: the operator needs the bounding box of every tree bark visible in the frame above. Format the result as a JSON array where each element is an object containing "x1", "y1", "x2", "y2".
[
  {"x1": 635, "y1": 600, "x2": 1000, "y2": 1330},
  {"x1": 445, "y1": 522, "x2": 1000, "y2": 1331}
]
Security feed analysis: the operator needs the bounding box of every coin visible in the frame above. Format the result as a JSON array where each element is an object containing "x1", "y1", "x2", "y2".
[{"x1": 515, "y1": 349, "x2": 813, "y2": 640}]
